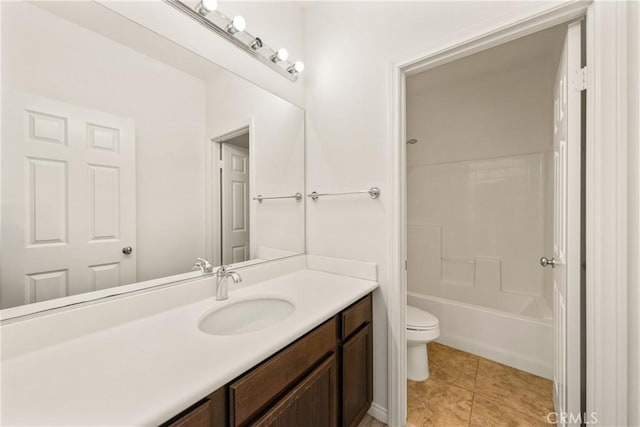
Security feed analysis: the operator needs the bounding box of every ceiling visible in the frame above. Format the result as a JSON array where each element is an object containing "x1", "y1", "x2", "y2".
[{"x1": 407, "y1": 24, "x2": 567, "y2": 95}]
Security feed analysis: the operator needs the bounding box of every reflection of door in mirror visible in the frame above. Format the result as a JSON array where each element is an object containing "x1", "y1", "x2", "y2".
[
  {"x1": 1, "y1": 91, "x2": 136, "y2": 309},
  {"x1": 1, "y1": 1, "x2": 305, "y2": 313},
  {"x1": 220, "y1": 132, "x2": 250, "y2": 265}
]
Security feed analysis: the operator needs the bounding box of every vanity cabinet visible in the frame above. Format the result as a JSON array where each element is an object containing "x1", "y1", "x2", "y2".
[
  {"x1": 253, "y1": 355, "x2": 338, "y2": 427},
  {"x1": 340, "y1": 295, "x2": 373, "y2": 427},
  {"x1": 162, "y1": 293, "x2": 372, "y2": 427}
]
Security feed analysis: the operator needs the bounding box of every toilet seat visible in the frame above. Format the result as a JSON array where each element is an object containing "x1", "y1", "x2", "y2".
[{"x1": 406, "y1": 306, "x2": 439, "y2": 331}]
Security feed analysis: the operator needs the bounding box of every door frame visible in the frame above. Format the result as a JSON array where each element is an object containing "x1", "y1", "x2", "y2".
[
  {"x1": 206, "y1": 118, "x2": 256, "y2": 266},
  {"x1": 388, "y1": 2, "x2": 630, "y2": 426}
]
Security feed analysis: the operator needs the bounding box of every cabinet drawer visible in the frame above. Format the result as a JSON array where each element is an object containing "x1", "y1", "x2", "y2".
[
  {"x1": 229, "y1": 318, "x2": 337, "y2": 426},
  {"x1": 166, "y1": 399, "x2": 211, "y2": 427},
  {"x1": 341, "y1": 295, "x2": 372, "y2": 339}
]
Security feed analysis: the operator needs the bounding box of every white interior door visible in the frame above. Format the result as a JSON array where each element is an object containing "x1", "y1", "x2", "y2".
[
  {"x1": 1, "y1": 91, "x2": 136, "y2": 308},
  {"x1": 221, "y1": 143, "x2": 250, "y2": 264},
  {"x1": 548, "y1": 21, "x2": 582, "y2": 426}
]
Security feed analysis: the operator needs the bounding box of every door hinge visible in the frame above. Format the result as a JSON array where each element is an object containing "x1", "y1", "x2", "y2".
[
  {"x1": 571, "y1": 66, "x2": 587, "y2": 91},
  {"x1": 405, "y1": 260, "x2": 408, "y2": 271}
]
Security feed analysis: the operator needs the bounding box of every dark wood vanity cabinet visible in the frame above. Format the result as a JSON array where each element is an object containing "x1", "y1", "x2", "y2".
[
  {"x1": 341, "y1": 324, "x2": 373, "y2": 427},
  {"x1": 253, "y1": 354, "x2": 338, "y2": 427},
  {"x1": 163, "y1": 293, "x2": 372, "y2": 427}
]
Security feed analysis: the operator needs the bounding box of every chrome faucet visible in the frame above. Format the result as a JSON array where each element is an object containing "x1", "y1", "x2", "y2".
[
  {"x1": 215, "y1": 265, "x2": 242, "y2": 301},
  {"x1": 192, "y1": 257, "x2": 215, "y2": 274}
]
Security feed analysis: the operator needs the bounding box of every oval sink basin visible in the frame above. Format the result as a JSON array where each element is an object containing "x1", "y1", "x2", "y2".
[{"x1": 199, "y1": 298, "x2": 295, "y2": 336}]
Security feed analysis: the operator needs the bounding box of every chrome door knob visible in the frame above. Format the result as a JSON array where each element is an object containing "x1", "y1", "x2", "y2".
[
  {"x1": 122, "y1": 246, "x2": 133, "y2": 255},
  {"x1": 540, "y1": 256, "x2": 556, "y2": 268}
]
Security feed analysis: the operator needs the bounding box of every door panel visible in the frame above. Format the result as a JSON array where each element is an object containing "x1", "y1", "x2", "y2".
[
  {"x1": 1, "y1": 91, "x2": 136, "y2": 308},
  {"x1": 221, "y1": 142, "x2": 250, "y2": 265},
  {"x1": 551, "y1": 21, "x2": 582, "y2": 426}
]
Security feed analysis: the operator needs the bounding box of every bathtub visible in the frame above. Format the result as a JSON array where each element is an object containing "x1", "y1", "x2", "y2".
[{"x1": 408, "y1": 292, "x2": 553, "y2": 379}]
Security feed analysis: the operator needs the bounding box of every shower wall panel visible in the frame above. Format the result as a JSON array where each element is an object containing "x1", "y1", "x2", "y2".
[{"x1": 407, "y1": 153, "x2": 549, "y2": 316}]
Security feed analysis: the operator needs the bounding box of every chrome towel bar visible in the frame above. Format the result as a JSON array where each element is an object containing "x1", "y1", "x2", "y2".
[
  {"x1": 308, "y1": 187, "x2": 381, "y2": 201},
  {"x1": 253, "y1": 192, "x2": 303, "y2": 203}
]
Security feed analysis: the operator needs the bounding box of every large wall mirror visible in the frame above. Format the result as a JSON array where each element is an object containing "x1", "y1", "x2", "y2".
[{"x1": 0, "y1": 1, "x2": 305, "y2": 310}]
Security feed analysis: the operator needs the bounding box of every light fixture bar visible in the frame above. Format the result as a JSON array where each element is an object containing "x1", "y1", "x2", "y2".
[{"x1": 164, "y1": 0, "x2": 302, "y2": 82}]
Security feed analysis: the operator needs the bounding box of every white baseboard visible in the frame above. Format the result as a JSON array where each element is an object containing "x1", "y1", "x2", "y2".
[
  {"x1": 367, "y1": 402, "x2": 388, "y2": 424},
  {"x1": 436, "y1": 335, "x2": 552, "y2": 379}
]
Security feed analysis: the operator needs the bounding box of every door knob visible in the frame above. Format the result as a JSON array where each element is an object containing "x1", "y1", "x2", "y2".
[
  {"x1": 540, "y1": 256, "x2": 556, "y2": 268},
  {"x1": 122, "y1": 246, "x2": 133, "y2": 255}
]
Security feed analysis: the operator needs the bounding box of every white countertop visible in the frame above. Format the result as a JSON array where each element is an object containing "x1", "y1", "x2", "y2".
[{"x1": 1, "y1": 268, "x2": 378, "y2": 426}]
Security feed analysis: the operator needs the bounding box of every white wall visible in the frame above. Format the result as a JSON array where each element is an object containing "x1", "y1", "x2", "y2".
[
  {"x1": 205, "y1": 68, "x2": 305, "y2": 264},
  {"x1": 303, "y1": 0, "x2": 574, "y2": 416},
  {"x1": 405, "y1": 44, "x2": 557, "y2": 319},
  {"x1": 99, "y1": 0, "x2": 306, "y2": 107},
  {"x1": 1, "y1": 2, "x2": 207, "y2": 283},
  {"x1": 627, "y1": 0, "x2": 640, "y2": 424}
]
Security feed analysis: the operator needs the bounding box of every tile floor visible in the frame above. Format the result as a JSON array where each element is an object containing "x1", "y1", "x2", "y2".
[
  {"x1": 358, "y1": 342, "x2": 554, "y2": 427},
  {"x1": 407, "y1": 342, "x2": 555, "y2": 426},
  {"x1": 358, "y1": 414, "x2": 387, "y2": 427}
]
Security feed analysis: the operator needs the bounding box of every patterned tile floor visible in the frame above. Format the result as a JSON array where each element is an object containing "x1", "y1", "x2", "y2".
[
  {"x1": 358, "y1": 342, "x2": 555, "y2": 427},
  {"x1": 407, "y1": 343, "x2": 555, "y2": 427}
]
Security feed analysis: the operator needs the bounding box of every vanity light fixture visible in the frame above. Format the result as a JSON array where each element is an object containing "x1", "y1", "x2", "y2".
[
  {"x1": 165, "y1": 0, "x2": 305, "y2": 82},
  {"x1": 250, "y1": 37, "x2": 263, "y2": 50},
  {"x1": 195, "y1": 0, "x2": 217, "y2": 15},
  {"x1": 287, "y1": 61, "x2": 305, "y2": 75},
  {"x1": 270, "y1": 48, "x2": 289, "y2": 63},
  {"x1": 227, "y1": 16, "x2": 246, "y2": 34}
]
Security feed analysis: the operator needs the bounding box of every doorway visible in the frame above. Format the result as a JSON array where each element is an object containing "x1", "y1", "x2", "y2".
[
  {"x1": 219, "y1": 130, "x2": 250, "y2": 265},
  {"x1": 207, "y1": 124, "x2": 253, "y2": 267},
  {"x1": 403, "y1": 21, "x2": 583, "y2": 425}
]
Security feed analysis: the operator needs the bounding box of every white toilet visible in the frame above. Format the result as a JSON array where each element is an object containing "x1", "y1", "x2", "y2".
[{"x1": 406, "y1": 306, "x2": 440, "y2": 381}]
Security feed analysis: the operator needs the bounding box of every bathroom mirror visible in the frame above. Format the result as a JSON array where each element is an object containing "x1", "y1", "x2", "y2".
[{"x1": 0, "y1": 1, "x2": 305, "y2": 310}]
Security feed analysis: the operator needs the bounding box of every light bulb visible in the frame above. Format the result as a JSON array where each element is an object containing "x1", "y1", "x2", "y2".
[
  {"x1": 271, "y1": 48, "x2": 289, "y2": 63},
  {"x1": 196, "y1": 0, "x2": 217, "y2": 15},
  {"x1": 227, "y1": 16, "x2": 246, "y2": 34},
  {"x1": 293, "y1": 61, "x2": 305, "y2": 72},
  {"x1": 287, "y1": 61, "x2": 305, "y2": 74}
]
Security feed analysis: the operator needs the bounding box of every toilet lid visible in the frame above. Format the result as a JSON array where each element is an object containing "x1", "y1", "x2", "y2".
[{"x1": 406, "y1": 306, "x2": 439, "y2": 330}]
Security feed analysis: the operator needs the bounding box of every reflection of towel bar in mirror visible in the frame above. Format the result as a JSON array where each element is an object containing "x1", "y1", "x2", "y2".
[
  {"x1": 308, "y1": 187, "x2": 381, "y2": 201},
  {"x1": 253, "y1": 193, "x2": 303, "y2": 203}
]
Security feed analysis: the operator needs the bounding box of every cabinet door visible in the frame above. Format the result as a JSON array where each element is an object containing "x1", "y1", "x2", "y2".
[
  {"x1": 166, "y1": 399, "x2": 211, "y2": 427},
  {"x1": 253, "y1": 354, "x2": 337, "y2": 427},
  {"x1": 342, "y1": 323, "x2": 372, "y2": 427}
]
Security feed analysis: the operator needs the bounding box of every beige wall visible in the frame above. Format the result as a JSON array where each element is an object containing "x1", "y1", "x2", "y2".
[{"x1": 627, "y1": 0, "x2": 640, "y2": 424}]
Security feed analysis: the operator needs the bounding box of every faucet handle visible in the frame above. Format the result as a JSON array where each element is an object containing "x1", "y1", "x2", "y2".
[
  {"x1": 194, "y1": 258, "x2": 214, "y2": 274},
  {"x1": 216, "y1": 264, "x2": 230, "y2": 276}
]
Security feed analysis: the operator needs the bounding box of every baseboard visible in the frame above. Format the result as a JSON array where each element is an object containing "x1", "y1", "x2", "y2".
[
  {"x1": 436, "y1": 335, "x2": 552, "y2": 379},
  {"x1": 367, "y1": 402, "x2": 388, "y2": 424}
]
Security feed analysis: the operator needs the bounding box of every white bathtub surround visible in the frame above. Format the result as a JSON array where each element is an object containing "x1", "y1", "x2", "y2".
[
  {"x1": 407, "y1": 153, "x2": 552, "y2": 320},
  {"x1": 408, "y1": 292, "x2": 552, "y2": 379},
  {"x1": 405, "y1": 28, "x2": 561, "y2": 321},
  {"x1": 0, "y1": 256, "x2": 378, "y2": 426}
]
